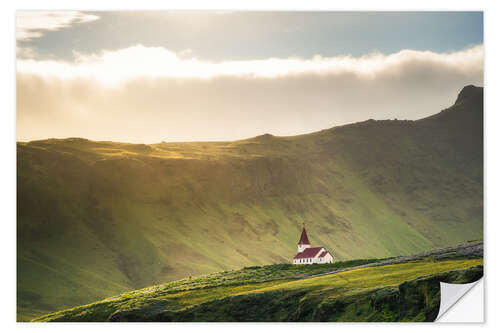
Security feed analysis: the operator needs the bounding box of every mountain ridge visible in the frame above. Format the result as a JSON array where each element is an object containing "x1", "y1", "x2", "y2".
[
  {"x1": 17, "y1": 85, "x2": 483, "y2": 320},
  {"x1": 18, "y1": 85, "x2": 483, "y2": 146}
]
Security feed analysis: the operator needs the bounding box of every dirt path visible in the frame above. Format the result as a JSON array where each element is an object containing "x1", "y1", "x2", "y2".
[{"x1": 299, "y1": 240, "x2": 483, "y2": 280}]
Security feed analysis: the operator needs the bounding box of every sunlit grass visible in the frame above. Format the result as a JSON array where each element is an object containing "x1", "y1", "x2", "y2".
[
  {"x1": 18, "y1": 97, "x2": 483, "y2": 320},
  {"x1": 33, "y1": 258, "x2": 482, "y2": 322}
]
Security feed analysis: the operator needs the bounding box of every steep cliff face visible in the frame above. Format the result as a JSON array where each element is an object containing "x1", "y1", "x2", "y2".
[{"x1": 17, "y1": 86, "x2": 483, "y2": 320}]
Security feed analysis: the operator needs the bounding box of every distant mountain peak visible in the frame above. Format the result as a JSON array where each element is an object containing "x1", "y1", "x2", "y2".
[
  {"x1": 254, "y1": 133, "x2": 275, "y2": 140},
  {"x1": 455, "y1": 85, "x2": 483, "y2": 105}
]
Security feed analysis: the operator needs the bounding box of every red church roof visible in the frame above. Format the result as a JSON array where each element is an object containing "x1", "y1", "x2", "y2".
[
  {"x1": 298, "y1": 227, "x2": 310, "y2": 245},
  {"x1": 318, "y1": 251, "x2": 328, "y2": 258},
  {"x1": 293, "y1": 247, "x2": 324, "y2": 259}
]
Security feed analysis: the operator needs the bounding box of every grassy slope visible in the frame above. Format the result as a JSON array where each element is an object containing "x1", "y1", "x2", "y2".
[
  {"x1": 17, "y1": 86, "x2": 483, "y2": 320},
  {"x1": 34, "y1": 243, "x2": 483, "y2": 322}
]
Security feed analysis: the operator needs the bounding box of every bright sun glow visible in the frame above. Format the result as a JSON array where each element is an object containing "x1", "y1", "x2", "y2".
[{"x1": 17, "y1": 44, "x2": 484, "y2": 85}]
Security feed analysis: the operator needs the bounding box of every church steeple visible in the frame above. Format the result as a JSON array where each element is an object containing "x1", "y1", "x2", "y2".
[{"x1": 297, "y1": 227, "x2": 311, "y2": 252}]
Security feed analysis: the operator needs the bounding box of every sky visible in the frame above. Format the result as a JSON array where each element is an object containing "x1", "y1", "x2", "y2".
[{"x1": 16, "y1": 11, "x2": 484, "y2": 143}]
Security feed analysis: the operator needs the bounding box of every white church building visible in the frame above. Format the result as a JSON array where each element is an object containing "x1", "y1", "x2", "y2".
[{"x1": 293, "y1": 227, "x2": 334, "y2": 265}]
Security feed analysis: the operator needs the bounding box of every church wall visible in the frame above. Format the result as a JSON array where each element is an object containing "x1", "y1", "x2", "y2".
[
  {"x1": 297, "y1": 244, "x2": 311, "y2": 253},
  {"x1": 293, "y1": 248, "x2": 334, "y2": 265}
]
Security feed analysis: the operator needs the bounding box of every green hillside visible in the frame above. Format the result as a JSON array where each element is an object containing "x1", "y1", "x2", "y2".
[
  {"x1": 33, "y1": 241, "x2": 483, "y2": 322},
  {"x1": 17, "y1": 85, "x2": 483, "y2": 321}
]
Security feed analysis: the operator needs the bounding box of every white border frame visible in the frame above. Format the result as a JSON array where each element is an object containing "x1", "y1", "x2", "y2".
[{"x1": 3, "y1": 1, "x2": 498, "y2": 332}]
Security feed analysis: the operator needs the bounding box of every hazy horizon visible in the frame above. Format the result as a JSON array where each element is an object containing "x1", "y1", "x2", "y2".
[
  {"x1": 15, "y1": 81, "x2": 482, "y2": 145},
  {"x1": 16, "y1": 11, "x2": 483, "y2": 144}
]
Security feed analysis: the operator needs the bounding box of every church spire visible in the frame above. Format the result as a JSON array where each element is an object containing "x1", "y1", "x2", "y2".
[{"x1": 298, "y1": 227, "x2": 311, "y2": 245}]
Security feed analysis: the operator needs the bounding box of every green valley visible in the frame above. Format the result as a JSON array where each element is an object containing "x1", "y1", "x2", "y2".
[{"x1": 17, "y1": 85, "x2": 483, "y2": 321}]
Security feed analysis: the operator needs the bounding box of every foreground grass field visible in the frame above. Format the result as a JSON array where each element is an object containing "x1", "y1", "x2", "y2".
[
  {"x1": 34, "y1": 241, "x2": 483, "y2": 322},
  {"x1": 18, "y1": 86, "x2": 483, "y2": 320}
]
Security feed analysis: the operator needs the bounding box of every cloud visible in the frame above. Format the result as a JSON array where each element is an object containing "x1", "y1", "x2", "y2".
[
  {"x1": 16, "y1": 46, "x2": 38, "y2": 59},
  {"x1": 16, "y1": 11, "x2": 99, "y2": 42},
  {"x1": 16, "y1": 45, "x2": 483, "y2": 143},
  {"x1": 17, "y1": 44, "x2": 483, "y2": 82}
]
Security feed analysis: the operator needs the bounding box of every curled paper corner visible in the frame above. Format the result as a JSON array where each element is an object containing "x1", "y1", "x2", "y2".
[{"x1": 436, "y1": 278, "x2": 484, "y2": 322}]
